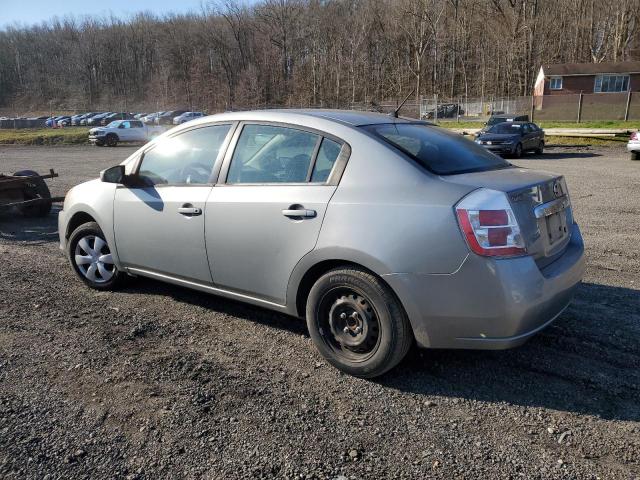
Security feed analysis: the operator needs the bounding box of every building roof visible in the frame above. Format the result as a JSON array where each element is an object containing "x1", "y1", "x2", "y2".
[{"x1": 543, "y1": 61, "x2": 640, "y2": 76}]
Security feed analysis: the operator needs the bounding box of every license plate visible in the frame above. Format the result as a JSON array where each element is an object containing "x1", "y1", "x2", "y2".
[{"x1": 546, "y1": 211, "x2": 568, "y2": 245}]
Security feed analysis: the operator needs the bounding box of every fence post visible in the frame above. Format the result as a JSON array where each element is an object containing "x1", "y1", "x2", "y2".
[
  {"x1": 625, "y1": 90, "x2": 632, "y2": 121},
  {"x1": 434, "y1": 94, "x2": 438, "y2": 123},
  {"x1": 530, "y1": 95, "x2": 535, "y2": 122},
  {"x1": 576, "y1": 93, "x2": 583, "y2": 123}
]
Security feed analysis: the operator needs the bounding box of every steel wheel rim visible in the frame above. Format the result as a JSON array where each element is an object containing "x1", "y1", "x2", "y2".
[
  {"x1": 74, "y1": 235, "x2": 115, "y2": 283},
  {"x1": 316, "y1": 286, "x2": 381, "y2": 363}
]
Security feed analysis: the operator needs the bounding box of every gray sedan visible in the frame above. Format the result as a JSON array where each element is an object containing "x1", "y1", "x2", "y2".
[
  {"x1": 475, "y1": 121, "x2": 545, "y2": 157},
  {"x1": 58, "y1": 110, "x2": 584, "y2": 378}
]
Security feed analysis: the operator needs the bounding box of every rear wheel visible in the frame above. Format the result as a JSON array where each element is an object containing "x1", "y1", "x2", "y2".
[
  {"x1": 13, "y1": 170, "x2": 52, "y2": 217},
  {"x1": 68, "y1": 222, "x2": 125, "y2": 290},
  {"x1": 631, "y1": 151, "x2": 640, "y2": 161},
  {"x1": 105, "y1": 133, "x2": 118, "y2": 147},
  {"x1": 306, "y1": 267, "x2": 413, "y2": 378}
]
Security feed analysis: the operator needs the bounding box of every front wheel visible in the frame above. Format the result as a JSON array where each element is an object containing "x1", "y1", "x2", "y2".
[
  {"x1": 105, "y1": 134, "x2": 118, "y2": 147},
  {"x1": 535, "y1": 141, "x2": 544, "y2": 155},
  {"x1": 513, "y1": 143, "x2": 523, "y2": 158},
  {"x1": 306, "y1": 267, "x2": 413, "y2": 378},
  {"x1": 68, "y1": 222, "x2": 125, "y2": 290}
]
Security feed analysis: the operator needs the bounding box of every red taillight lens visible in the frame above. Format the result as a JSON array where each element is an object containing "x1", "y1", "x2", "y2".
[{"x1": 455, "y1": 190, "x2": 527, "y2": 258}]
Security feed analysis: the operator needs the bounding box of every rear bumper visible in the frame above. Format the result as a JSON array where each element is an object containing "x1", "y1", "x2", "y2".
[
  {"x1": 626, "y1": 141, "x2": 640, "y2": 153},
  {"x1": 384, "y1": 223, "x2": 585, "y2": 349}
]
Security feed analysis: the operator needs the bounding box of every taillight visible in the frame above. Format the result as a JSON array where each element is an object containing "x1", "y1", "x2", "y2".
[
  {"x1": 631, "y1": 132, "x2": 638, "y2": 141},
  {"x1": 455, "y1": 188, "x2": 526, "y2": 258}
]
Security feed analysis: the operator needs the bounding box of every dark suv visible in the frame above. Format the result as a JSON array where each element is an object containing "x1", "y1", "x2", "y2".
[
  {"x1": 155, "y1": 110, "x2": 188, "y2": 125},
  {"x1": 475, "y1": 121, "x2": 544, "y2": 158}
]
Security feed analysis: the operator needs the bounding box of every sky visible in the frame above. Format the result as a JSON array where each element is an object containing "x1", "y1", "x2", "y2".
[{"x1": 0, "y1": 0, "x2": 208, "y2": 28}]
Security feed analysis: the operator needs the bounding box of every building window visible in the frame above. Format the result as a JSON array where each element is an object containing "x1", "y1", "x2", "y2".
[
  {"x1": 549, "y1": 76, "x2": 563, "y2": 90},
  {"x1": 594, "y1": 74, "x2": 630, "y2": 93}
]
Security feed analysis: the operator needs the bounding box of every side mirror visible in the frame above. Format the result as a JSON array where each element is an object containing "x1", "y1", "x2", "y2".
[{"x1": 101, "y1": 165, "x2": 125, "y2": 184}]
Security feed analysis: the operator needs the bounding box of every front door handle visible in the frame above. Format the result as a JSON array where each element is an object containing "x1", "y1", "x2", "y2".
[
  {"x1": 178, "y1": 205, "x2": 202, "y2": 216},
  {"x1": 282, "y1": 208, "x2": 316, "y2": 218}
]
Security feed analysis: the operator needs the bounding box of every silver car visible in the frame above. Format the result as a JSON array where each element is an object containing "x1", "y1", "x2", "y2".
[{"x1": 58, "y1": 110, "x2": 585, "y2": 378}]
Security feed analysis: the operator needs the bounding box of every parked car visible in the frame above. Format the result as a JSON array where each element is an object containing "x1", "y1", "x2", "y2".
[
  {"x1": 71, "y1": 113, "x2": 95, "y2": 126},
  {"x1": 56, "y1": 116, "x2": 73, "y2": 127},
  {"x1": 100, "y1": 112, "x2": 135, "y2": 126},
  {"x1": 134, "y1": 113, "x2": 148, "y2": 120},
  {"x1": 155, "y1": 110, "x2": 188, "y2": 125},
  {"x1": 45, "y1": 116, "x2": 66, "y2": 128},
  {"x1": 59, "y1": 110, "x2": 584, "y2": 378},
  {"x1": 627, "y1": 131, "x2": 640, "y2": 160},
  {"x1": 484, "y1": 114, "x2": 529, "y2": 130},
  {"x1": 142, "y1": 111, "x2": 164, "y2": 124},
  {"x1": 173, "y1": 111, "x2": 205, "y2": 125},
  {"x1": 475, "y1": 121, "x2": 544, "y2": 157},
  {"x1": 86, "y1": 113, "x2": 112, "y2": 126},
  {"x1": 89, "y1": 120, "x2": 164, "y2": 147},
  {"x1": 423, "y1": 103, "x2": 464, "y2": 119}
]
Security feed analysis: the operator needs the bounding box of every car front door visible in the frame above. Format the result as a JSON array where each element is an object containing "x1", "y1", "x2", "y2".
[
  {"x1": 113, "y1": 123, "x2": 234, "y2": 283},
  {"x1": 205, "y1": 123, "x2": 347, "y2": 304}
]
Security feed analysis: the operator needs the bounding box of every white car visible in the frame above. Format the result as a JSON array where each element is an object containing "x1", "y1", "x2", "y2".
[
  {"x1": 173, "y1": 111, "x2": 205, "y2": 125},
  {"x1": 89, "y1": 120, "x2": 164, "y2": 147},
  {"x1": 627, "y1": 131, "x2": 640, "y2": 160}
]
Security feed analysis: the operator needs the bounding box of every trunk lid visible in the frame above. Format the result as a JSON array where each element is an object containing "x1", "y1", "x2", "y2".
[{"x1": 443, "y1": 167, "x2": 573, "y2": 267}]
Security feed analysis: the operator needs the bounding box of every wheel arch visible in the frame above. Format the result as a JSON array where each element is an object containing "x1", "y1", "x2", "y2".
[{"x1": 65, "y1": 211, "x2": 98, "y2": 239}]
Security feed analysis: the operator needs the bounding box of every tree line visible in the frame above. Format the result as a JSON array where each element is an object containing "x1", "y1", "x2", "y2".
[{"x1": 0, "y1": 0, "x2": 638, "y2": 114}]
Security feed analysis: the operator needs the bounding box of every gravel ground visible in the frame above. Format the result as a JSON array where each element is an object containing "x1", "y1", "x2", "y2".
[{"x1": 0, "y1": 144, "x2": 639, "y2": 479}]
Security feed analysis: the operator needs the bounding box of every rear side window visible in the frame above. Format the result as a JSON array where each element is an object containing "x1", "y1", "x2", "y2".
[
  {"x1": 311, "y1": 138, "x2": 341, "y2": 182},
  {"x1": 363, "y1": 123, "x2": 511, "y2": 175},
  {"x1": 227, "y1": 124, "x2": 319, "y2": 184}
]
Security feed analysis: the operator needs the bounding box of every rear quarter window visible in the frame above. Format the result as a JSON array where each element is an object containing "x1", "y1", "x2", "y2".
[{"x1": 363, "y1": 123, "x2": 511, "y2": 175}]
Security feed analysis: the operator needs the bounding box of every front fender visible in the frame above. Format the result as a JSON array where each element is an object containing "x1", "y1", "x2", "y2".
[{"x1": 59, "y1": 179, "x2": 120, "y2": 267}]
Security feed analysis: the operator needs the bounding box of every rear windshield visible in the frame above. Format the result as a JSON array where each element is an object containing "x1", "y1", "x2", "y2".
[
  {"x1": 487, "y1": 123, "x2": 522, "y2": 134},
  {"x1": 363, "y1": 123, "x2": 511, "y2": 175}
]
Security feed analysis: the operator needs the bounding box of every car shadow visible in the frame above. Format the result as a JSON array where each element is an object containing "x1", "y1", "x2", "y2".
[
  {"x1": 523, "y1": 150, "x2": 602, "y2": 160},
  {"x1": 123, "y1": 277, "x2": 639, "y2": 422},
  {"x1": 378, "y1": 281, "x2": 640, "y2": 422},
  {"x1": 0, "y1": 204, "x2": 61, "y2": 244}
]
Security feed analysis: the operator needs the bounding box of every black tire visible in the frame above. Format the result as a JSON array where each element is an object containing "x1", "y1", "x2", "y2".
[
  {"x1": 95, "y1": 140, "x2": 105, "y2": 147},
  {"x1": 631, "y1": 151, "x2": 640, "y2": 161},
  {"x1": 13, "y1": 170, "x2": 52, "y2": 217},
  {"x1": 513, "y1": 143, "x2": 523, "y2": 158},
  {"x1": 105, "y1": 133, "x2": 118, "y2": 147},
  {"x1": 535, "y1": 141, "x2": 544, "y2": 155},
  {"x1": 67, "y1": 221, "x2": 125, "y2": 290},
  {"x1": 306, "y1": 267, "x2": 413, "y2": 378}
]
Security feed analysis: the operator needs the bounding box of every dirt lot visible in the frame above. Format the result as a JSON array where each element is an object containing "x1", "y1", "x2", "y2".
[{"x1": 1, "y1": 144, "x2": 638, "y2": 479}]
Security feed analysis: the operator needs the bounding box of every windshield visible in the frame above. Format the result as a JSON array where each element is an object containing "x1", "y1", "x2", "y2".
[
  {"x1": 487, "y1": 123, "x2": 522, "y2": 134},
  {"x1": 363, "y1": 123, "x2": 511, "y2": 175},
  {"x1": 106, "y1": 121, "x2": 120, "y2": 128}
]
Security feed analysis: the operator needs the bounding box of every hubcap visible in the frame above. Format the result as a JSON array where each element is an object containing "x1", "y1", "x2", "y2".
[
  {"x1": 74, "y1": 235, "x2": 115, "y2": 283},
  {"x1": 319, "y1": 290, "x2": 380, "y2": 359}
]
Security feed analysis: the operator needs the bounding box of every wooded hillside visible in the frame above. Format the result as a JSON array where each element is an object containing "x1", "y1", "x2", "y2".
[{"x1": 0, "y1": 0, "x2": 638, "y2": 113}]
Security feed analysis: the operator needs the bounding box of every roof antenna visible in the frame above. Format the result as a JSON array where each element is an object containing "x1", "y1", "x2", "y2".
[{"x1": 389, "y1": 89, "x2": 415, "y2": 118}]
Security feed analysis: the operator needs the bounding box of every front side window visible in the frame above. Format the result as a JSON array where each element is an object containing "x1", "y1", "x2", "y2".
[
  {"x1": 549, "y1": 76, "x2": 562, "y2": 90},
  {"x1": 595, "y1": 74, "x2": 630, "y2": 93},
  {"x1": 364, "y1": 123, "x2": 511, "y2": 175},
  {"x1": 137, "y1": 124, "x2": 231, "y2": 185},
  {"x1": 227, "y1": 124, "x2": 320, "y2": 184}
]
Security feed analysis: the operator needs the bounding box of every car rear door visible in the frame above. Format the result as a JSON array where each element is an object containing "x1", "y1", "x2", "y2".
[
  {"x1": 205, "y1": 122, "x2": 348, "y2": 304},
  {"x1": 113, "y1": 123, "x2": 234, "y2": 283}
]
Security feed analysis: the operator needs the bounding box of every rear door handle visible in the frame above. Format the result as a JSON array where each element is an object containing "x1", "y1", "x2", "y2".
[
  {"x1": 178, "y1": 205, "x2": 202, "y2": 216},
  {"x1": 282, "y1": 208, "x2": 316, "y2": 218}
]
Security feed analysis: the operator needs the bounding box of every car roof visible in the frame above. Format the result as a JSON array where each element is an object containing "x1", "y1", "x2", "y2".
[{"x1": 188, "y1": 109, "x2": 419, "y2": 127}]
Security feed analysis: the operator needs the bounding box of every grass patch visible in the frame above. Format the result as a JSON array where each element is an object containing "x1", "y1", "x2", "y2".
[
  {"x1": 546, "y1": 135, "x2": 627, "y2": 146},
  {"x1": 437, "y1": 120, "x2": 640, "y2": 130},
  {"x1": 0, "y1": 128, "x2": 89, "y2": 145}
]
